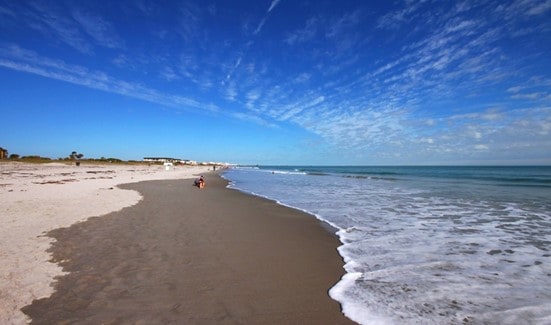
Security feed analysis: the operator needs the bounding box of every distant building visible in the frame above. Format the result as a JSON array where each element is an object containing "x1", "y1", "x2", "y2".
[
  {"x1": 0, "y1": 147, "x2": 7, "y2": 159},
  {"x1": 143, "y1": 157, "x2": 188, "y2": 164},
  {"x1": 143, "y1": 157, "x2": 227, "y2": 166}
]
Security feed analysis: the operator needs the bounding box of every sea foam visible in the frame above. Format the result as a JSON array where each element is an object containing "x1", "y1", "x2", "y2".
[{"x1": 223, "y1": 166, "x2": 551, "y2": 325}]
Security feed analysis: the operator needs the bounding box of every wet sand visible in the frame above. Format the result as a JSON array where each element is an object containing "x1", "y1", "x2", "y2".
[{"x1": 22, "y1": 174, "x2": 354, "y2": 324}]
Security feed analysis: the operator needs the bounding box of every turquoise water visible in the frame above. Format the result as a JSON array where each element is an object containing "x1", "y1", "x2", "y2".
[{"x1": 223, "y1": 166, "x2": 551, "y2": 325}]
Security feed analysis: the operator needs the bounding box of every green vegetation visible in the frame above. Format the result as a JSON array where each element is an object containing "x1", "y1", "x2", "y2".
[
  {"x1": 0, "y1": 147, "x2": 206, "y2": 166},
  {"x1": 0, "y1": 147, "x2": 143, "y2": 165}
]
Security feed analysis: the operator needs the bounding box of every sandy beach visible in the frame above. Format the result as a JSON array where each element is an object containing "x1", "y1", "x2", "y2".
[
  {"x1": 0, "y1": 162, "x2": 211, "y2": 324},
  {"x1": 1, "y1": 162, "x2": 352, "y2": 324}
]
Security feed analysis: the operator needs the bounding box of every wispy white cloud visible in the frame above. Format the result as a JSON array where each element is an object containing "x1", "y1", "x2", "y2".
[
  {"x1": 511, "y1": 92, "x2": 546, "y2": 100},
  {"x1": 26, "y1": 2, "x2": 93, "y2": 54},
  {"x1": 402, "y1": 106, "x2": 551, "y2": 163},
  {"x1": 299, "y1": 106, "x2": 409, "y2": 152},
  {"x1": 112, "y1": 54, "x2": 132, "y2": 68},
  {"x1": 277, "y1": 95, "x2": 325, "y2": 121},
  {"x1": 160, "y1": 66, "x2": 180, "y2": 81},
  {"x1": 225, "y1": 56, "x2": 243, "y2": 82},
  {"x1": 285, "y1": 17, "x2": 318, "y2": 45},
  {"x1": 506, "y1": 77, "x2": 551, "y2": 102},
  {"x1": 177, "y1": 2, "x2": 202, "y2": 41},
  {"x1": 0, "y1": 5, "x2": 15, "y2": 19},
  {"x1": 449, "y1": 109, "x2": 504, "y2": 122},
  {"x1": 245, "y1": 89, "x2": 261, "y2": 110},
  {"x1": 253, "y1": 18, "x2": 267, "y2": 35},
  {"x1": 268, "y1": 0, "x2": 282, "y2": 13},
  {"x1": 133, "y1": 0, "x2": 156, "y2": 16},
  {"x1": 325, "y1": 10, "x2": 361, "y2": 40},
  {"x1": 293, "y1": 72, "x2": 311, "y2": 84},
  {"x1": 526, "y1": 0, "x2": 551, "y2": 15},
  {"x1": 254, "y1": 0, "x2": 283, "y2": 35},
  {"x1": 3, "y1": 1, "x2": 123, "y2": 53},
  {"x1": 0, "y1": 45, "x2": 218, "y2": 113},
  {"x1": 231, "y1": 111, "x2": 276, "y2": 128},
  {"x1": 72, "y1": 10, "x2": 124, "y2": 49},
  {"x1": 376, "y1": 0, "x2": 429, "y2": 30},
  {"x1": 225, "y1": 81, "x2": 238, "y2": 101}
]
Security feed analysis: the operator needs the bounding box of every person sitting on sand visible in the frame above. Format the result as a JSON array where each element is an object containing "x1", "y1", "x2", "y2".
[
  {"x1": 199, "y1": 176, "x2": 205, "y2": 189},
  {"x1": 194, "y1": 176, "x2": 205, "y2": 189}
]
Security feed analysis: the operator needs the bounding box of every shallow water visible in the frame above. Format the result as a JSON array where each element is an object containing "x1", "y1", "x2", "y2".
[{"x1": 223, "y1": 166, "x2": 551, "y2": 325}]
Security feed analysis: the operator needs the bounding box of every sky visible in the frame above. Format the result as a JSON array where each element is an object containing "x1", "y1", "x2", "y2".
[{"x1": 1, "y1": 0, "x2": 550, "y2": 165}]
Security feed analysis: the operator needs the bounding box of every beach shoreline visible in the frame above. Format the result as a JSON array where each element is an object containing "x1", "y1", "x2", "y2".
[
  {"x1": 1, "y1": 162, "x2": 352, "y2": 324},
  {"x1": 20, "y1": 173, "x2": 353, "y2": 323},
  {"x1": 0, "y1": 162, "x2": 212, "y2": 324}
]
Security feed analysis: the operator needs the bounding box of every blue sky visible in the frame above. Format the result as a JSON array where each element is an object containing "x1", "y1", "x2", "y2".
[{"x1": 1, "y1": 0, "x2": 550, "y2": 165}]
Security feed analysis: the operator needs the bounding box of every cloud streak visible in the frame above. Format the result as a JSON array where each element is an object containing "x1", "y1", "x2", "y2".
[
  {"x1": 268, "y1": 0, "x2": 282, "y2": 13},
  {"x1": 0, "y1": 45, "x2": 218, "y2": 113},
  {"x1": 72, "y1": 10, "x2": 124, "y2": 49},
  {"x1": 254, "y1": 0, "x2": 283, "y2": 35},
  {"x1": 27, "y1": 2, "x2": 93, "y2": 54}
]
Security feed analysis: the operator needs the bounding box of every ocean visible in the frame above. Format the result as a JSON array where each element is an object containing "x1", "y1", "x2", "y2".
[{"x1": 222, "y1": 166, "x2": 551, "y2": 325}]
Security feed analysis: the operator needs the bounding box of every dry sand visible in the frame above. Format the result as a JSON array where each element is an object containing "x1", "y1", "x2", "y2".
[
  {"x1": 21, "y1": 175, "x2": 353, "y2": 324},
  {"x1": 0, "y1": 162, "x2": 211, "y2": 324}
]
